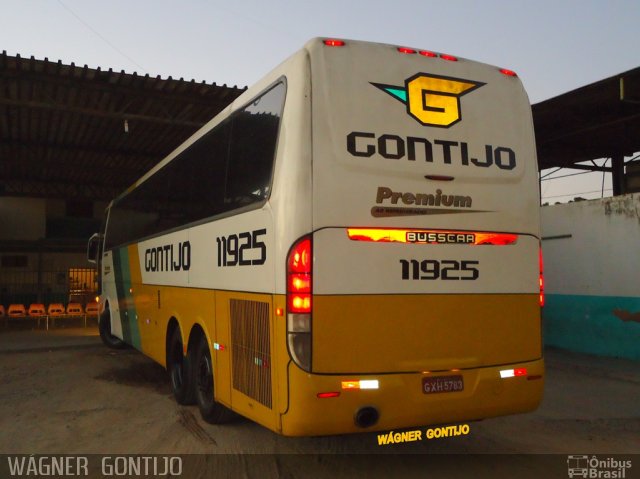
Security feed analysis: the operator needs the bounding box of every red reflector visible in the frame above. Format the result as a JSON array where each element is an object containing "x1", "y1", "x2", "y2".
[
  {"x1": 397, "y1": 47, "x2": 416, "y2": 54},
  {"x1": 317, "y1": 392, "x2": 340, "y2": 398},
  {"x1": 500, "y1": 68, "x2": 518, "y2": 77},
  {"x1": 440, "y1": 54, "x2": 458, "y2": 61},
  {"x1": 514, "y1": 368, "x2": 527, "y2": 377},
  {"x1": 323, "y1": 39, "x2": 345, "y2": 47},
  {"x1": 419, "y1": 50, "x2": 437, "y2": 57}
]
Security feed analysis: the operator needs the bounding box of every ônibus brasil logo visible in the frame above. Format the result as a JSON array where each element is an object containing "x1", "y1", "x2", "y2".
[{"x1": 371, "y1": 73, "x2": 484, "y2": 128}]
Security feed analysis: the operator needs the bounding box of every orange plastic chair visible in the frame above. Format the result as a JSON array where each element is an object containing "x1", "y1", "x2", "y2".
[
  {"x1": 47, "y1": 303, "x2": 66, "y2": 316},
  {"x1": 28, "y1": 304, "x2": 46, "y2": 317},
  {"x1": 85, "y1": 302, "x2": 100, "y2": 316},
  {"x1": 66, "y1": 303, "x2": 84, "y2": 316},
  {"x1": 8, "y1": 304, "x2": 26, "y2": 317}
]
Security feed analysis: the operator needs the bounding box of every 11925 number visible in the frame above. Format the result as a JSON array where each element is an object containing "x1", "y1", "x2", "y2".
[
  {"x1": 216, "y1": 229, "x2": 266, "y2": 267},
  {"x1": 400, "y1": 259, "x2": 479, "y2": 280}
]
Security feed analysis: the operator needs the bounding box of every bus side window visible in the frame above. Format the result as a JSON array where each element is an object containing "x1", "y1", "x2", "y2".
[{"x1": 226, "y1": 83, "x2": 285, "y2": 209}]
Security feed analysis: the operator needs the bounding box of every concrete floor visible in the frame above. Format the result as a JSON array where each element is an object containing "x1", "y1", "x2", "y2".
[{"x1": 0, "y1": 326, "x2": 638, "y2": 478}]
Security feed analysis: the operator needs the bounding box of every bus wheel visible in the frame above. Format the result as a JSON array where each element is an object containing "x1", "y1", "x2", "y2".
[
  {"x1": 168, "y1": 328, "x2": 195, "y2": 405},
  {"x1": 99, "y1": 308, "x2": 127, "y2": 349},
  {"x1": 194, "y1": 335, "x2": 236, "y2": 424}
]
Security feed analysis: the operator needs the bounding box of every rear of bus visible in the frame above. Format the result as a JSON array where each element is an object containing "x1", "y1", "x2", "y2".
[{"x1": 282, "y1": 39, "x2": 543, "y2": 435}]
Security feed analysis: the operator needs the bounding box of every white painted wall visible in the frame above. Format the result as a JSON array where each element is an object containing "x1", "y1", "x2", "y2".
[
  {"x1": 542, "y1": 193, "x2": 640, "y2": 296},
  {"x1": 541, "y1": 193, "x2": 640, "y2": 298}
]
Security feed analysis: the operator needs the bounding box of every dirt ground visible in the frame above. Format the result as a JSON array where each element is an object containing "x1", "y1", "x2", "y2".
[{"x1": 0, "y1": 325, "x2": 638, "y2": 477}]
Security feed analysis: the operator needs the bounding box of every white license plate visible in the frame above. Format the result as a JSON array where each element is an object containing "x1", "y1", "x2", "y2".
[{"x1": 422, "y1": 375, "x2": 464, "y2": 394}]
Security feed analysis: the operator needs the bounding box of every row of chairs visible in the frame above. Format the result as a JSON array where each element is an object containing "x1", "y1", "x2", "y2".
[{"x1": 0, "y1": 302, "x2": 100, "y2": 318}]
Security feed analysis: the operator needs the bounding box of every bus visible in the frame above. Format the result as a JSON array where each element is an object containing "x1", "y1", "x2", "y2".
[{"x1": 87, "y1": 38, "x2": 544, "y2": 436}]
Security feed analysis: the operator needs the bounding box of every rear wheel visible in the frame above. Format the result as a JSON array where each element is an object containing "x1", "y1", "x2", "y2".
[
  {"x1": 168, "y1": 327, "x2": 195, "y2": 405},
  {"x1": 98, "y1": 308, "x2": 127, "y2": 349},
  {"x1": 194, "y1": 335, "x2": 236, "y2": 424}
]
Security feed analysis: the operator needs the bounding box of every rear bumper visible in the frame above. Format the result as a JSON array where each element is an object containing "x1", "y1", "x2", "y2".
[{"x1": 280, "y1": 357, "x2": 543, "y2": 436}]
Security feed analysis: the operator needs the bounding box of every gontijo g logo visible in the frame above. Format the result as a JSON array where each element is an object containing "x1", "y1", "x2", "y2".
[{"x1": 372, "y1": 74, "x2": 484, "y2": 128}]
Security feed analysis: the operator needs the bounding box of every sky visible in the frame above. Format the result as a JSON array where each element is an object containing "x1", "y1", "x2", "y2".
[{"x1": 2, "y1": 0, "x2": 639, "y2": 203}]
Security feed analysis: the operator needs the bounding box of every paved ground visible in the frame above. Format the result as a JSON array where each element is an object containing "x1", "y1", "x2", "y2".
[{"x1": 0, "y1": 325, "x2": 638, "y2": 478}]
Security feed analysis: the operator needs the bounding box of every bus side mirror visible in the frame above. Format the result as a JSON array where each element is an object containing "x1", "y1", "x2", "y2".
[{"x1": 87, "y1": 233, "x2": 101, "y2": 264}]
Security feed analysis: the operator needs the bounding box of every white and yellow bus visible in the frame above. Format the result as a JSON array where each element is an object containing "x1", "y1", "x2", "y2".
[{"x1": 88, "y1": 38, "x2": 544, "y2": 436}]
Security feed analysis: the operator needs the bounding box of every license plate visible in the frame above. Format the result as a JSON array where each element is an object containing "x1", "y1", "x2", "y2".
[{"x1": 422, "y1": 375, "x2": 464, "y2": 394}]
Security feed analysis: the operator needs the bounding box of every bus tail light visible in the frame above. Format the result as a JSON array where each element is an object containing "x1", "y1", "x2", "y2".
[
  {"x1": 287, "y1": 235, "x2": 312, "y2": 371},
  {"x1": 342, "y1": 379, "x2": 379, "y2": 390},
  {"x1": 539, "y1": 247, "x2": 545, "y2": 307},
  {"x1": 500, "y1": 368, "x2": 527, "y2": 378}
]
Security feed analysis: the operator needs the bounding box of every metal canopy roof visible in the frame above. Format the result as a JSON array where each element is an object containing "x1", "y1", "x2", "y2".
[
  {"x1": 0, "y1": 51, "x2": 245, "y2": 201},
  {"x1": 2, "y1": 51, "x2": 638, "y2": 201},
  {"x1": 533, "y1": 66, "x2": 640, "y2": 172}
]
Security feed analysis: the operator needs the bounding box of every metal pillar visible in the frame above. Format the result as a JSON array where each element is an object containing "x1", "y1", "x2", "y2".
[{"x1": 611, "y1": 153, "x2": 625, "y2": 196}]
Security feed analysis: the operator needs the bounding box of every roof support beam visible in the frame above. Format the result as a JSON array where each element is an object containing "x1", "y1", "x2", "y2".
[
  {"x1": 564, "y1": 163, "x2": 610, "y2": 173},
  {"x1": 0, "y1": 97, "x2": 206, "y2": 127}
]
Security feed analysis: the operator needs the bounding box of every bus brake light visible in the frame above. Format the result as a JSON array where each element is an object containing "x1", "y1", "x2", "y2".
[
  {"x1": 287, "y1": 236, "x2": 313, "y2": 371},
  {"x1": 347, "y1": 228, "x2": 517, "y2": 246},
  {"x1": 323, "y1": 39, "x2": 345, "y2": 47},
  {"x1": 287, "y1": 236, "x2": 312, "y2": 314}
]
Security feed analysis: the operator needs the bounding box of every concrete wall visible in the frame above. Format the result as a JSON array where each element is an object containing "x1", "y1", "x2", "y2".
[
  {"x1": 0, "y1": 197, "x2": 46, "y2": 240},
  {"x1": 541, "y1": 193, "x2": 640, "y2": 360}
]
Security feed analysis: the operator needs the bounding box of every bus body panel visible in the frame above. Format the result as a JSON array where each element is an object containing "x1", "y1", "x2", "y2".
[
  {"x1": 98, "y1": 49, "x2": 313, "y2": 434},
  {"x1": 282, "y1": 357, "x2": 544, "y2": 436},
  {"x1": 313, "y1": 229, "x2": 539, "y2": 295},
  {"x1": 308, "y1": 39, "x2": 540, "y2": 234},
  {"x1": 312, "y1": 293, "x2": 541, "y2": 374},
  {"x1": 307, "y1": 39, "x2": 542, "y2": 376}
]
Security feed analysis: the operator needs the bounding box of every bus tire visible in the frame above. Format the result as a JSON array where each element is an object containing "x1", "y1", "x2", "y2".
[
  {"x1": 193, "y1": 335, "x2": 236, "y2": 424},
  {"x1": 168, "y1": 327, "x2": 195, "y2": 405},
  {"x1": 99, "y1": 308, "x2": 127, "y2": 350}
]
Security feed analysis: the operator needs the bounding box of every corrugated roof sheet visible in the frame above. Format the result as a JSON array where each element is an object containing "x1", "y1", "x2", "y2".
[
  {"x1": 0, "y1": 51, "x2": 245, "y2": 200},
  {"x1": 533, "y1": 66, "x2": 640, "y2": 170}
]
